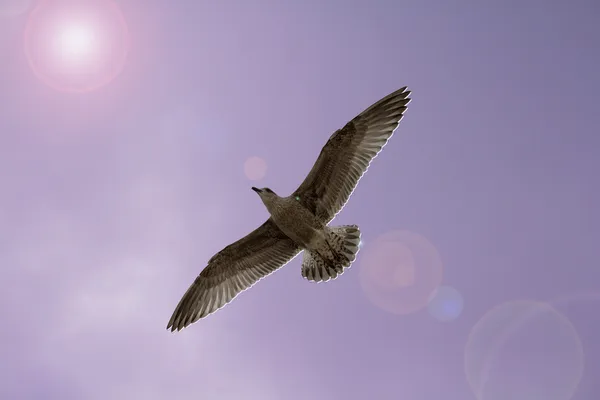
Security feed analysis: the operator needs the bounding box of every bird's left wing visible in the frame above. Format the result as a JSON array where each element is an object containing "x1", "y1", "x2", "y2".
[
  {"x1": 167, "y1": 218, "x2": 301, "y2": 331},
  {"x1": 292, "y1": 87, "x2": 411, "y2": 224}
]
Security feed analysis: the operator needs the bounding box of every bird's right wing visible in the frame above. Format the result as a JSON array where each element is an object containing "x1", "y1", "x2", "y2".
[
  {"x1": 292, "y1": 87, "x2": 411, "y2": 224},
  {"x1": 167, "y1": 218, "x2": 301, "y2": 331}
]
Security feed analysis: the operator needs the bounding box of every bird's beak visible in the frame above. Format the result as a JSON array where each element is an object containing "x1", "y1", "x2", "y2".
[{"x1": 251, "y1": 187, "x2": 261, "y2": 194}]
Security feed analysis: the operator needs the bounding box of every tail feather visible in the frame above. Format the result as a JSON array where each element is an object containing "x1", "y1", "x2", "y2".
[{"x1": 301, "y1": 225, "x2": 361, "y2": 283}]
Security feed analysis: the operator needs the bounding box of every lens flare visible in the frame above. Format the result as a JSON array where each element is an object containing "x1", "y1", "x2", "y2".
[
  {"x1": 465, "y1": 300, "x2": 584, "y2": 400},
  {"x1": 24, "y1": 0, "x2": 129, "y2": 92},
  {"x1": 358, "y1": 230, "x2": 443, "y2": 315},
  {"x1": 244, "y1": 156, "x2": 268, "y2": 181},
  {"x1": 427, "y1": 285, "x2": 464, "y2": 322}
]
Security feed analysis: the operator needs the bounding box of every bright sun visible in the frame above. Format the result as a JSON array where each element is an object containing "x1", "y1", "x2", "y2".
[
  {"x1": 56, "y1": 23, "x2": 97, "y2": 61},
  {"x1": 24, "y1": 0, "x2": 129, "y2": 93}
]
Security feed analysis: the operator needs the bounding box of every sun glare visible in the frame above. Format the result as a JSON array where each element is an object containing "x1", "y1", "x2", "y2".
[
  {"x1": 56, "y1": 22, "x2": 97, "y2": 60},
  {"x1": 24, "y1": 0, "x2": 129, "y2": 93}
]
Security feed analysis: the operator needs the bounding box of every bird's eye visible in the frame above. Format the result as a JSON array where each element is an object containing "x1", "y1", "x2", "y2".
[{"x1": 265, "y1": 188, "x2": 272, "y2": 193}]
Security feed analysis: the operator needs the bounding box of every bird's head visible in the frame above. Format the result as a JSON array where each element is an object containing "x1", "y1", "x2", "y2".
[{"x1": 252, "y1": 187, "x2": 279, "y2": 209}]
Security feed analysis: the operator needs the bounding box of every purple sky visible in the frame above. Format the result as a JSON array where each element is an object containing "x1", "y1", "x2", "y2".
[{"x1": 1, "y1": 1, "x2": 599, "y2": 399}]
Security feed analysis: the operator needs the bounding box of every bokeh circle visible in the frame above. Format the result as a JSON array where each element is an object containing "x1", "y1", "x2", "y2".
[
  {"x1": 427, "y1": 285, "x2": 464, "y2": 322},
  {"x1": 465, "y1": 300, "x2": 584, "y2": 400},
  {"x1": 244, "y1": 156, "x2": 268, "y2": 181},
  {"x1": 24, "y1": 0, "x2": 129, "y2": 93},
  {"x1": 358, "y1": 230, "x2": 443, "y2": 315}
]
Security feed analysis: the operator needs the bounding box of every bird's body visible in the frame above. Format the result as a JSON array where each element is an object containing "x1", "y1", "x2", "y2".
[
  {"x1": 256, "y1": 189, "x2": 361, "y2": 278},
  {"x1": 259, "y1": 192, "x2": 324, "y2": 250},
  {"x1": 167, "y1": 86, "x2": 412, "y2": 332}
]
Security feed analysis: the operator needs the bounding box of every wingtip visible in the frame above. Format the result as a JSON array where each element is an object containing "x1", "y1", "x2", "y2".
[
  {"x1": 395, "y1": 85, "x2": 410, "y2": 96},
  {"x1": 166, "y1": 319, "x2": 181, "y2": 333},
  {"x1": 166, "y1": 316, "x2": 190, "y2": 332},
  {"x1": 397, "y1": 86, "x2": 412, "y2": 105}
]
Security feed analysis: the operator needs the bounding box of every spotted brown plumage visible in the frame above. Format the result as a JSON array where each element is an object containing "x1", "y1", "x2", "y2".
[
  {"x1": 167, "y1": 219, "x2": 301, "y2": 331},
  {"x1": 167, "y1": 86, "x2": 411, "y2": 332},
  {"x1": 293, "y1": 86, "x2": 411, "y2": 224}
]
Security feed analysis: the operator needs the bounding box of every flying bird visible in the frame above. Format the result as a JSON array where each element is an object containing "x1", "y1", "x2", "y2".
[{"x1": 167, "y1": 86, "x2": 411, "y2": 331}]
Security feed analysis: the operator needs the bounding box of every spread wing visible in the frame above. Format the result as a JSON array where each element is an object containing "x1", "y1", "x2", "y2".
[
  {"x1": 167, "y1": 218, "x2": 301, "y2": 331},
  {"x1": 292, "y1": 87, "x2": 411, "y2": 224}
]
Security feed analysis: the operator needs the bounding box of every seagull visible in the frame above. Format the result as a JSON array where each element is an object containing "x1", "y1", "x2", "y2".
[{"x1": 167, "y1": 86, "x2": 411, "y2": 331}]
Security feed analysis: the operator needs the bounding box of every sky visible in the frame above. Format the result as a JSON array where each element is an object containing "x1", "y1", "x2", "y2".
[{"x1": 1, "y1": 0, "x2": 599, "y2": 399}]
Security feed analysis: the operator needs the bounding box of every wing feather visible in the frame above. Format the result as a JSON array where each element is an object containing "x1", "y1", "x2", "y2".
[
  {"x1": 167, "y1": 218, "x2": 301, "y2": 331},
  {"x1": 293, "y1": 87, "x2": 411, "y2": 223}
]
